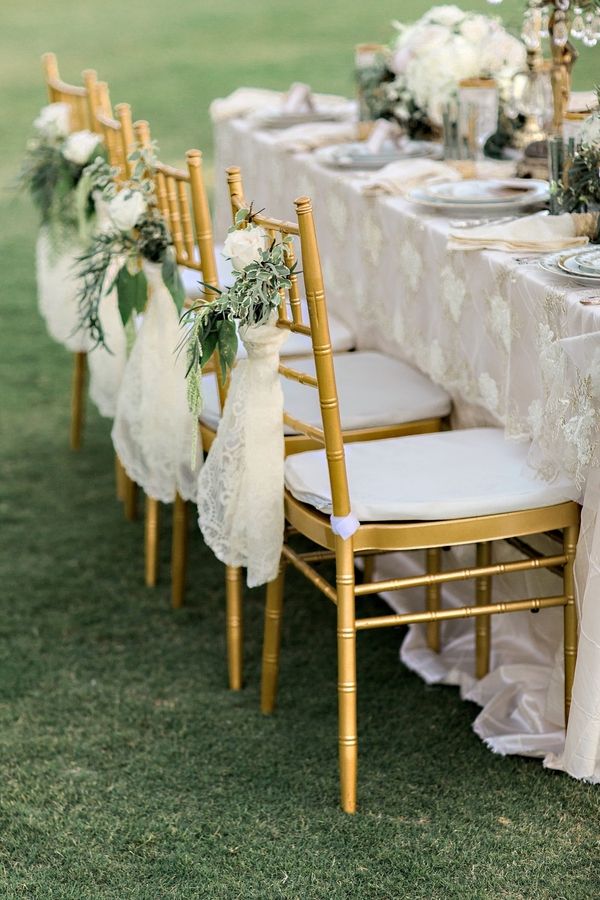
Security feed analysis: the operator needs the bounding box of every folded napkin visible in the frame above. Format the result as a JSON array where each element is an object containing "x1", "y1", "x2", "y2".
[
  {"x1": 210, "y1": 87, "x2": 282, "y2": 122},
  {"x1": 360, "y1": 158, "x2": 461, "y2": 197},
  {"x1": 271, "y1": 121, "x2": 358, "y2": 152},
  {"x1": 281, "y1": 82, "x2": 314, "y2": 114},
  {"x1": 447, "y1": 211, "x2": 592, "y2": 253},
  {"x1": 211, "y1": 86, "x2": 354, "y2": 123}
]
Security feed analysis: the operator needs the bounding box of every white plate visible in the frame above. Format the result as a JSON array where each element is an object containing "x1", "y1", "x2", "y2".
[
  {"x1": 408, "y1": 183, "x2": 548, "y2": 216},
  {"x1": 558, "y1": 252, "x2": 600, "y2": 279},
  {"x1": 568, "y1": 249, "x2": 600, "y2": 276},
  {"x1": 539, "y1": 250, "x2": 600, "y2": 286},
  {"x1": 419, "y1": 178, "x2": 549, "y2": 206},
  {"x1": 252, "y1": 109, "x2": 347, "y2": 128},
  {"x1": 315, "y1": 140, "x2": 439, "y2": 170}
]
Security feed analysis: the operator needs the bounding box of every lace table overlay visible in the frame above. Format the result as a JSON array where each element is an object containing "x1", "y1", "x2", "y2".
[{"x1": 214, "y1": 111, "x2": 600, "y2": 780}]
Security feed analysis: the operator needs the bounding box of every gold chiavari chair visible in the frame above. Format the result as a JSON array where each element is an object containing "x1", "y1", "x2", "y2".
[
  {"x1": 41, "y1": 53, "x2": 103, "y2": 451},
  {"x1": 133, "y1": 124, "x2": 222, "y2": 605},
  {"x1": 235, "y1": 193, "x2": 580, "y2": 814},
  {"x1": 93, "y1": 93, "x2": 142, "y2": 519},
  {"x1": 206, "y1": 166, "x2": 452, "y2": 692}
]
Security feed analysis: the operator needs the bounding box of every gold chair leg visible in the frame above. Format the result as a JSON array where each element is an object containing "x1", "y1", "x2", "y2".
[
  {"x1": 425, "y1": 547, "x2": 441, "y2": 653},
  {"x1": 563, "y1": 522, "x2": 579, "y2": 725},
  {"x1": 145, "y1": 497, "x2": 160, "y2": 587},
  {"x1": 115, "y1": 454, "x2": 126, "y2": 501},
  {"x1": 171, "y1": 493, "x2": 188, "y2": 609},
  {"x1": 260, "y1": 562, "x2": 285, "y2": 709},
  {"x1": 226, "y1": 565, "x2": 245, "y2": 691},
  {"x1": 362, "y1": 555, "x2": 375, "y2": 583},
  {"x1": 336, "y1": 536, "x2": 357, "y2": 815},
  {"x1": 123, "y1": 474, "x2": 138, "y2": 521},
  {"x1": 70, "y1": 351, "x2": 86, "y2": 451},
  {"x1": 475, "y1": 542, "x2": 492, "y2": 679}
]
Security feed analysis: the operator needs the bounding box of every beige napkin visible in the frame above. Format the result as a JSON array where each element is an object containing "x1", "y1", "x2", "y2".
[
  {"x1": 210, "y1": 88, "x2": 282, "y2": 122},
  {"x1": 360, "y1": 159, "x2": 461, "y2": 197},
  {"x1": 447, "y1": 212, "x2": 591, "y2": 252},
  {"x1": 271, "y1": 121, "x2": 358, "y2": 152}
]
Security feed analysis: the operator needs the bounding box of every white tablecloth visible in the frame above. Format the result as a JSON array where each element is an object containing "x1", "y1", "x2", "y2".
[{"x1": 213, "y1": 111, "x2": 600, "y2": 782}]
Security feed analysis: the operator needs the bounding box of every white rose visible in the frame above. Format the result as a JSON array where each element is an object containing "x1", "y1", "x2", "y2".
[
  {"x1": 62, "y1": 130, "x2": 102, "y2": 166},
  {"x1": 107, "y1": 189, "x2": 147, "y2": 232},
  {"x1": 424, "y1": 5, "x2": 466, "y2": 27},
  {"x1": 33, "y1": 102, "x2": 71, "y2": 139},
  {"x1": 580, "y1": 113, "x2": 600, "y2": 146},
  {"x1": 461, "y1": 15, "x2": 491, "y2": 44},
  {"x1": 223, "y1": 225, "x2": 268, "y2": 271}
]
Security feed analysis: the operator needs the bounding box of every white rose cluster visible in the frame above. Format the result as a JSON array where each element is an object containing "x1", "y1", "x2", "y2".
[
  {"x1": 580, "y1": 112, "x2": 600, "y2": 146},
  {"x1": 389, "y1": 5, "x2": 526, "y2": 127},
  {"x1": 33, "y1": 102, "x2": 71, "y2": 139},
  {"x1": 222, "y1": 225, "x2": 268, "y2": 271},
  {"x1": 107, "y1": 189, "x2": 147, "y2": 232},
  {"x1": 62, "y1": 130, "x2": 102, "y2": 166}
]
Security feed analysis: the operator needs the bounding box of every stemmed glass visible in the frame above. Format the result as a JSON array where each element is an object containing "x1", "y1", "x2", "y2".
[{"x1": 458, "y1": 78, "x2": 499, "y2": 160}]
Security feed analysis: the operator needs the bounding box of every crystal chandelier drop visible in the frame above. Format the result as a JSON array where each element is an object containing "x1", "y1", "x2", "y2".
[{"x1": 487, "y1": 0, "x2": 600, "y2": 48}]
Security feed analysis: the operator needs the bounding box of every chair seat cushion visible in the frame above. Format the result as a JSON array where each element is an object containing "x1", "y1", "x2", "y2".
[
  {"x1": 284, "y1": 428, "x2": 576, "y2": 522},
  {"x1": 199, "y1": 351, "x2": 451, "y2": 434}
]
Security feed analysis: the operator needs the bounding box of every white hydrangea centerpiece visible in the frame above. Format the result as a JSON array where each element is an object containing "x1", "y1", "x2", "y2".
[
  {"x1": 388, "y1": 5, "x2": 526, "y2": 134},
  {"x1": 33, "y1": 102, "x2": 71, "y2": 140}
]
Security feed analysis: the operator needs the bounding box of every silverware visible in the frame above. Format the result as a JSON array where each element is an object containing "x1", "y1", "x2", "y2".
[{"x1": 448, "y1": 214, "x2": 522, "y2": 229}]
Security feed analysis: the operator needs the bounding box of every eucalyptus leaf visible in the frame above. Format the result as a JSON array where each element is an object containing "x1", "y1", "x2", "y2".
[
  {"x1": 161, "y1": 254, "x2": 186, "y2": 311},
  {"x1": 217, "y1": 319, "x2": 238, "y2": 383},
  {"x1": 116, "y1": 265, "x2": 148, "y2": 327}
]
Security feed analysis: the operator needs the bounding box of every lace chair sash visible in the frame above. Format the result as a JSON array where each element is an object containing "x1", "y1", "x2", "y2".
[
  {"x1": 197, "y1": 318, "x2": 289, "y2": 587},
  {"x1": 111, "y1": 261, "x2": 201, "y2": 502}
]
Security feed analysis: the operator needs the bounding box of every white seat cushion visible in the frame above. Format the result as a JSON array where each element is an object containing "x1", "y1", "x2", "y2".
[
  {"x1": 284, "y1": 428, "x2": 575, "y2": 521},
  {"x1": 200, "y1": 351, "x2": 450, "y2": 434}
]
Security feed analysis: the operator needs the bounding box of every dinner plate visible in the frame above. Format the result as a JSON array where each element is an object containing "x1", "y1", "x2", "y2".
[
  {"x1": 558, "y1": 252, "x2": 600, "y2": 279},
  {"x1": 419, "y1": 179, "x2": 549, "y2": 206},
  {"x1": 567, "y1": 248, "x2": 600, "y2": 276},
  {"x1": 408, "y1": 181, "x2": 548, "y2": 216},
  {"x1": 315, "y1": 140, "x2": 440, "y2": 170},
  {"x1": 252, "y1": 109, "x2": 348, "y2": 128},
  {"x1": 539, "y1": 250, "x2": 600, "y2": 286}
]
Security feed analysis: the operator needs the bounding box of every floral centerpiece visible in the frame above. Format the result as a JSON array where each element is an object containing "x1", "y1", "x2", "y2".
[
  {"x1": 357, "y1": 6, "x2": 526, "y2": 139},
  {"x1": 552, "y1": 91, "x2": 600, "y2": 238},
  {"x1": 182, "y1": 207, "x2": 295, "y2": 414},
  {"x1": 18, "y1": 102, "x2": 105, "y2": 255},
  {"x1": 388, "y1": 6, "x2": 526, "y2": 137},
  {"x1": 77, "y1": 146, "x2": 185, "y2": 349}
]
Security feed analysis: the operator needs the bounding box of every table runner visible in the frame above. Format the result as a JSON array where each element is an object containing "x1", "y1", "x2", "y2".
[{"x1": 213, "y1": 108, "x2": 600, "y2": 781}]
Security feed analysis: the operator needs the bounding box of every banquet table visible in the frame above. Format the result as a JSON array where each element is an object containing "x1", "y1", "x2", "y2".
[{"x1": 212, "y1": 105, "x2": 600, "y2": 783}]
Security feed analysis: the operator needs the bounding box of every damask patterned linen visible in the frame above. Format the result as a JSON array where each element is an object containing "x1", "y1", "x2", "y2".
[{"x1": 214, "y1": 113, "x2": 600, "y2": 781}]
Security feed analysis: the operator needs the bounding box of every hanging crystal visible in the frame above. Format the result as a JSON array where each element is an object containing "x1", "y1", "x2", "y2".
[
  {"x1": 555, "y1": 0, "x2": 571, "y2": 11},
  {"x1": 582, "y1": 13, "x2": 598, "y2": 45},
  {"x1": 552, "y1": 12, "x2": 570, "y2": 45},
  {"x1": 571, "y1": 10, "x2": 585, "y2": 38},
  {"x1": 540, "y1": 6, "x2": 551, "y2": 36}
]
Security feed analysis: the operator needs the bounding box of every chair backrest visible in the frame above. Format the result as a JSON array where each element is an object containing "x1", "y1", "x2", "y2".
[
  {"x1": 93, "y1": 87, "x2": 137, "y2": 181},
  {"x1": 41, "y1": 51, "x2": 99, "y2": 133},
  {"x1": 226, "y1": 166, "x2": 351, "y2": 520},
  {"x1": 137, "y1": 130, "x2": 218, "y2": 291}
]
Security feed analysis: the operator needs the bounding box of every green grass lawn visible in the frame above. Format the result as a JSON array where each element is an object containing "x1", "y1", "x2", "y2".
[{"x1": 1, "y1": 1, "x2": 599, "y2": 897}]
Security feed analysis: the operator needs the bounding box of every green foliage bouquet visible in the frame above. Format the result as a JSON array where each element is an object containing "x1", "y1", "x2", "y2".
[
  {"x1": 18, "y1": 102, "x2": 105, "y2": 256},
  {"x1": 77, "y1": 148, "x2": 185, "y2": 350},
  {"x1": 182, "y1": 207, "x2": 296, "y2": 415}
]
